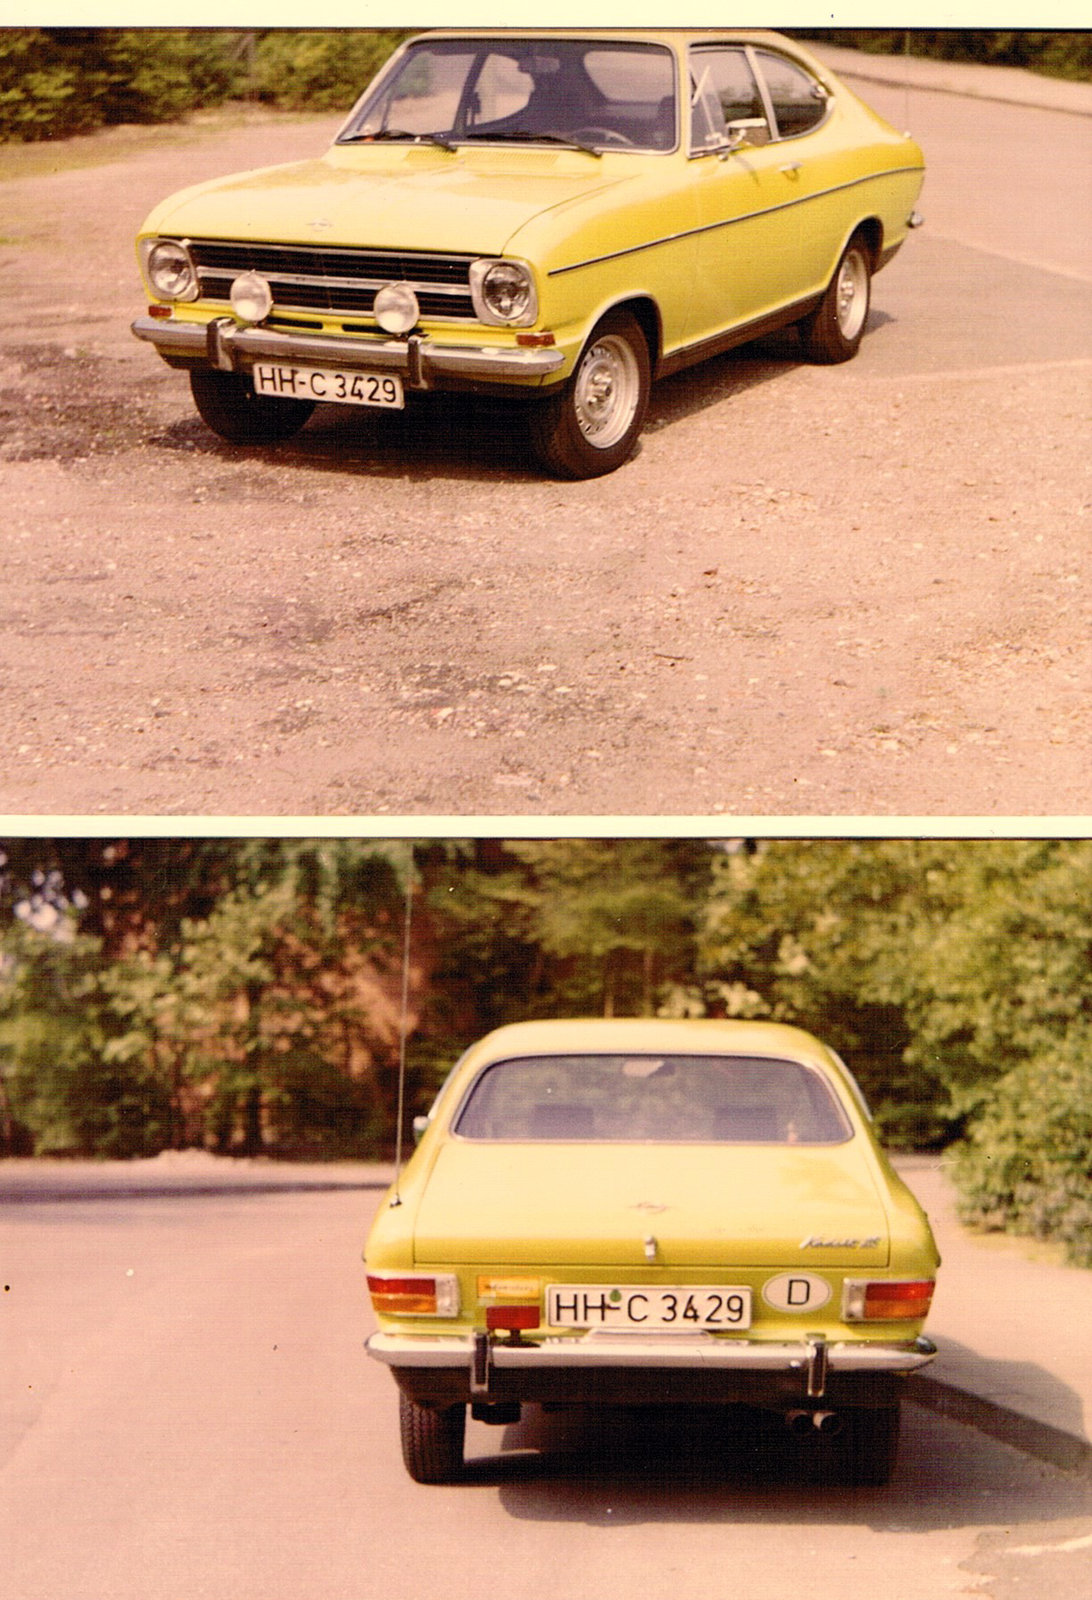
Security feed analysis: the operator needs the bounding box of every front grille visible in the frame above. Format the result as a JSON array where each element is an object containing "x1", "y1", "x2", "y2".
[{"x1": 187, "y1": 239, "x2": 478, "y2": 323}]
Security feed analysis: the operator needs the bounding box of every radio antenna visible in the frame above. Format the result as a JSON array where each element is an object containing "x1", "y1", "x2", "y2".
[{"x1": 390, "y1": 844, "x2": 414, "y2": 1206}]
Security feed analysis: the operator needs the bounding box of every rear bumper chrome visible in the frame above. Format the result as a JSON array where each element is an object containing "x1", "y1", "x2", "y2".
[
  {"x1": 366, "y1": 1330, "x2": 937, "y2": 1376},
  {"x1": 131, "y1": 315, "x2": 565, "y2": 386}
]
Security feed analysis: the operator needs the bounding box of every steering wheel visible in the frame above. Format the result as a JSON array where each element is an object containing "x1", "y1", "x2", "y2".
[{"x1": 571, "y1": 125, "x2": 635, "y2": 148}]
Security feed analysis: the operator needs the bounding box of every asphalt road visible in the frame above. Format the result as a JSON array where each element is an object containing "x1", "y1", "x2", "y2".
[
  {"x1": 4, "y1": 1181, "x2": 1091, "y2": 1600},
  {"x1": 0, "y1": 76, "x2": 1089, "y2": 818}
]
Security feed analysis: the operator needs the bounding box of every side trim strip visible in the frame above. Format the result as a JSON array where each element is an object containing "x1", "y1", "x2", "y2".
[{"x1": 548, "y1": 164, "x2": 924, "y2": 278}]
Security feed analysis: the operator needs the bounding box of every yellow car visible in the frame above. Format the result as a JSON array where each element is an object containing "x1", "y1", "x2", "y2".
[
  {"x1": 365, "y1": 1018, "x2": 939, "y2": 1484},
  {"x1": 133, "y1": 29, "x2": 924, "y2": 480}
]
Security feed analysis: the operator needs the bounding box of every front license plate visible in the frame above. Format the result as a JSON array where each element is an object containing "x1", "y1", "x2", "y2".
[
  {"x1": 547, "y1": 1285, "x2": 751, "y2": 1331},
  {"x1": 252, "y1": 363, "x2": 404, "y2": 409}
]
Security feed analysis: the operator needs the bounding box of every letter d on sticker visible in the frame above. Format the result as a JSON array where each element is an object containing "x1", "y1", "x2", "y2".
[{"x1": 762, "y1": 1272, "x2": 832, "y2": 1313}]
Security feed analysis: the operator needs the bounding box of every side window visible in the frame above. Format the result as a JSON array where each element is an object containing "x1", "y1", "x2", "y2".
[
  {"x1": 689, "y1": 47, "x2": 769, "y2": 152},
  {"x1": 754, "y1": 51, "x2": 828, "y2": 139}
]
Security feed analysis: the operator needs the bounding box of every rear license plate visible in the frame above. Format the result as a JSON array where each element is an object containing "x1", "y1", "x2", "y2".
[
  {"x1": 252, "y1": 363, "x2": 404, "y2": 409},
  {"x1": 547, "y1": 1285, "x2": 751, "y2": 1331}
]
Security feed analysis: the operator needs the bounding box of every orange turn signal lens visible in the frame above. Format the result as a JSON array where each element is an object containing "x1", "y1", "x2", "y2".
[
  {"x1": 843, "y1": 1279, "x2": 935, "y2": 1321},
  {"x1": 367, "y1": 1273, "x2": 460, "y2": 1316}
]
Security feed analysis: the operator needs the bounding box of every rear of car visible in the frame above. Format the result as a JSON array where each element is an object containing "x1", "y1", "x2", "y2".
[{"x1": 365, "y1": 1018, "x2": 939, "y2": 1484}]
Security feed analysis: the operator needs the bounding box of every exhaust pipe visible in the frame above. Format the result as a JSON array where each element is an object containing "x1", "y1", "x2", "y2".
[{"x1": 786, "y1": 1409, "x2": 844, "y2": 1437}]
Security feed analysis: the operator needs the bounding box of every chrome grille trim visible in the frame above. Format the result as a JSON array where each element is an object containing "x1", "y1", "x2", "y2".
[{"x1": 186, "y1": 238, "x2": 478, "y2": 322}]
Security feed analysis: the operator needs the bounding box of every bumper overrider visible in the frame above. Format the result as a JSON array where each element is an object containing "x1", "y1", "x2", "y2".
[
  {"x1": 131, "y1": 315, "x2": 566, "y2": 389},
  {"x1": 366, "y1": 1328, "x2": 938, "y2": 1408}
]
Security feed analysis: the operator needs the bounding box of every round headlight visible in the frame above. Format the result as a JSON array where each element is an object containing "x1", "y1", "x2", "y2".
[
  {"x1": 373, "y1": 282, "x2": 420, "y2": 335},
  {"x1": 144, "y1": 239, "x2": 198, "y2": 302},
  {"x1": 470, "y1": 260, "x2": 537, "y2": 327},
  {"x1": 230, "y1": 271, "x2": 274, "y2": 325}
]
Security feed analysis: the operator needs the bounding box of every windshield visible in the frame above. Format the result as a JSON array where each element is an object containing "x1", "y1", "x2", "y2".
[
  {"x1": 453, "y1": 1054, "x2": 853, "y2": 1143},
  {"x1": 340, "y1": 38, "x2": 677, "y2": 154}
]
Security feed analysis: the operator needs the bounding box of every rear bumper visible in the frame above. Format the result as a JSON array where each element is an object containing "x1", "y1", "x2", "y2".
[
  {"x1": 131, "y1": 315, "x2": 565, "y2": 389},
  {"x1": 366, "y1": 1329, "x2": 937, "y2": 1409}
]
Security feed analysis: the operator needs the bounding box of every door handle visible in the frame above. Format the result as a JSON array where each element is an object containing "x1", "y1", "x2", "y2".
[{"x1": 779, "y1": 162, "x2": 802, "y2": 176}]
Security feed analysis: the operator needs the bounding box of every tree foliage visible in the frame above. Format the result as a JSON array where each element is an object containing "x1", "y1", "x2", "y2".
[{"x1": 1, "y1": 835, "x2": 1089, "y2": 1264}]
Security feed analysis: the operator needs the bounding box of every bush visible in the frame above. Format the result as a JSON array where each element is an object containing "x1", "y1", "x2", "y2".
[
  {"x1": 248, "y1": 30, "x2": 406, "y2": 112},
  {"x1": 954, "y1": 1047, "x2": 1092, "y2": 1266}
]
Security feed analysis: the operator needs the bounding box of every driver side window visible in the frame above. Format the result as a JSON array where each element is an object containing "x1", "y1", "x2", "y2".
[{"x1": 690, "y1": 47, "x2": 769, "y2": 152}]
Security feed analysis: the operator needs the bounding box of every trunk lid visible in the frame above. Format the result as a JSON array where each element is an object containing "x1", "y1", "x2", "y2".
[{"x1": 413, "y1": 1141, "x2": 890, "y2": 1270}]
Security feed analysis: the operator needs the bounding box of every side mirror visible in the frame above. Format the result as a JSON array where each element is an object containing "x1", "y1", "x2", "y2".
[{"x1": 412, "y1": 1114, "x2": 430, "y2": 1144}]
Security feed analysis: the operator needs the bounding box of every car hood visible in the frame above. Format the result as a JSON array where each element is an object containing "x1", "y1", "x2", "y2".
[
  {"x1": 144, "y1": 147, "x2": 633, "y2": 257},
  {"x1": 412, "y1": 1141, "x2": 891, "y2": 1269}
]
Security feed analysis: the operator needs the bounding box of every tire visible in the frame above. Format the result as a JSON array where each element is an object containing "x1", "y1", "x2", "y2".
[
  {"x1": 398, "y1": 1393, "x2": 466, "y2": 1485},
  {"x1": 189, "y1": 367, "x2": 315, "y2": 446},
  {"x1": 799, "y1": 236, "x2": 872, "y2": 365},
  {"x1": 529, "y1": 309, "x2": 650, "y2": 479},
  {"x1": 840, "y1": 1402, "x2": 901, "y2": 1486}
]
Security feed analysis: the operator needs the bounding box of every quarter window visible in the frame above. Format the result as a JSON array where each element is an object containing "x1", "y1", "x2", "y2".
[{"x1": 754, "y1": 51, "x2": 828, "y2": 138}]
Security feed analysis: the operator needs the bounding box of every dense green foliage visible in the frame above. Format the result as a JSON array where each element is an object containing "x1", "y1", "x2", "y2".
[
  {"x1": 0, "y1": 29, "x2": 407, "y2": 142},
  {"x1": 1, "y1": 28, "x2": 1087, "y2": 143},
  {"x1": 1, "y1": 837, "x2": 1090, "y2": 1264}
]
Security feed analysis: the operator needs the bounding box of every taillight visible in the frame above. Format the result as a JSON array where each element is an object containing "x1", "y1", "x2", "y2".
[
  {"x1": 367, "y1": 1273, "x2": 460, "y2": 1317},
  {"x1": 843, "y1": 1279, "x2": 935, "y2": 1322}
]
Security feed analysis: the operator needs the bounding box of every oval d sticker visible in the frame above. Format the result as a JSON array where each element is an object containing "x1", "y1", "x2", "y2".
[{"x1": 762, "y1": 1272, "x2": 832, "y2": 1313}]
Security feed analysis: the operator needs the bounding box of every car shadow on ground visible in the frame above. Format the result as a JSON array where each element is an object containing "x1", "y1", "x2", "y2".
[
  {"x1": 459, "y1": 1400, "x2": 1092, "y2": 1533},
  {"x1": 153, "y1": 311, "x2": 894, "y2": 484}
]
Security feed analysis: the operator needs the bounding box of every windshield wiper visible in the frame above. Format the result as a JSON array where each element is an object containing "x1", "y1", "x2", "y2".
[
  {"x1": 460, "y1": 129, "x2": 602, "y2": 157},
  {"x1": 340, "y1": 128, "x2": 456, "y2": 153}
]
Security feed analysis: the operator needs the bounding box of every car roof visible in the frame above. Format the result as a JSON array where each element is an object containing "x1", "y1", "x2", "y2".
[{"x1": 459, "y1": 1017, "x2": 840, "y2": 1069}]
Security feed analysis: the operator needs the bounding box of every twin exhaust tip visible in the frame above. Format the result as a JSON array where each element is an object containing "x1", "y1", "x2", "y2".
[{"x1": 786, "y1": 1408, "x2": 845, "y2": 1437}]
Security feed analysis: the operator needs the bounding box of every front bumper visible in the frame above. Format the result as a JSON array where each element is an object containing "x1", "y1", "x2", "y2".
[
  {"x1": 366, "y1": 1329, "x2": 937, "y2": 1408},
  {"x1": 131, "y1": 314, "x2": 566, "y2": 389}
]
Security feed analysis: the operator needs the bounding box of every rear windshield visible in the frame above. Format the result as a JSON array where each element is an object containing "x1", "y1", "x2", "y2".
[{"x1": 453, "y1": 1054, "x2": 852, "y2": 1143}]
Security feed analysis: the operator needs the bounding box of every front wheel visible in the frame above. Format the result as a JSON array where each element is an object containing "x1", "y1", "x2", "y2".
[
  {"x1": 799, "y1": 237, "x2": 873, "y2": 365},
  {"x1": 189, "y1": 367, "x2": 315, "y2": 446},
  {"x1": 398, "y1": 1393, "x2": 466, "y2": 1484},
  {"x1": 529, "y1": 309, "x2": 650, "y2": 479}
]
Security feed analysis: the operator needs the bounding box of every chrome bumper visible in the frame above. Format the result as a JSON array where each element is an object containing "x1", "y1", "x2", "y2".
[
  {"x1": 131, "y1": 315, "x2": 565, "y2": 387},
  {"x1": 367, "y1": 1330, "x2": 937, "y2": 1400}
]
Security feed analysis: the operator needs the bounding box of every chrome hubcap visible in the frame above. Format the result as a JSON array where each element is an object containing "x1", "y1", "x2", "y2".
[
  {"x1": 573, "y1": 334, "x2": 639, "y2": 449},
  {"x1": 835, "y1": 249, "x2": 869, "y2": 341}
]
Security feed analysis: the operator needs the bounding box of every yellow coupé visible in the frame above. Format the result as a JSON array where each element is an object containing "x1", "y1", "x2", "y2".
[
  {"x1": 134, "y1": 30, "x2": 924, "y2": 478},
  {"x1": 365, "y1": 1018, "x2": 939, "y2": 1485}
]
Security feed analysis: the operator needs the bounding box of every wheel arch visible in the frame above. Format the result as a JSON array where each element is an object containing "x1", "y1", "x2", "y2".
[{"x1": 847, "y1": 216, "x2": 883, "y2": 272}]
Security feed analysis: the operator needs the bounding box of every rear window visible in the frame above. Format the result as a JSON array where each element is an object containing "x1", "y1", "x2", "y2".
[{"x1": 453, "y1": 1054, "x2": 852, "y2": 1144}]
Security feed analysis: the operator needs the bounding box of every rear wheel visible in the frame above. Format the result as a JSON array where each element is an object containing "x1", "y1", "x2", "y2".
[
  {"x1": 840, "y1": 1401, "x2": 901, "y2": 1485},
  {"x1": 189, "y1": 367, "x2": 315, "y2": 446},
  {"x1": 529, "y1": 309, "x2": 650, "y2": 479},
  {"x1": 398, "y1": 1393, "x2": 466, "y2": 1484},
  {"x1": 799, "y1": 236, "x2": 872, "y2": 364}
]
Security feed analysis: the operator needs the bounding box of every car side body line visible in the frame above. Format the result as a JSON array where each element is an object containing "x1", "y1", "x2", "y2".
[{"x1": 546, "y1": 164, "x2": 924, "y2": 279}]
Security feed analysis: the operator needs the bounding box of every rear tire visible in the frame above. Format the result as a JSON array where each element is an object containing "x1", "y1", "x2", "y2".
[
  {"x1": 799, "y1": 235, "x2": 872, "y2": 365},
  {"x1": 529, "y1": 309, "x2": 650, "y2": 479},
  {"x1": 189, "y1": 367, "x2": 315, "y2": 446},
  {"x1": 398, "y1": 1393, "x2": 466, "y2": 1485},
  {"x1": 840, "y1": 1402, "x2": 901, "y2": 1486}
]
